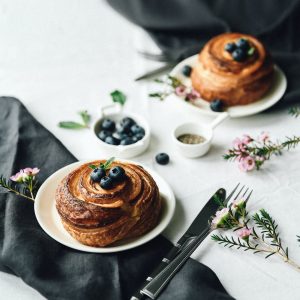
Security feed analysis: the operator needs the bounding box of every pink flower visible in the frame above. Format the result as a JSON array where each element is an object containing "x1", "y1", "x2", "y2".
[
  {"x1": 236, "y1": 228, "x2": 252, "y2": 240},
  {"x1": 242, "y1": 134, "x2": 253, "y2": 145},
  {"x1": 233, "y1": 138, "x2": 246, "y2": 151},
  {"x1": 23, "y1": 168, "x2": 40, "y2": 176},
  {"x1": 175, "y1": 85, "x2": 187, "y2": 97},
  {"x1": 211, "y1": 207, "x2": 229, "y2": 228},
  {"x1": 260, "y1": 131, "x2": 269, "y2": 143},
  {"x1": 185, "y1": 89, "x2": 200, "y2": 101},
  {"x1": 238, "y1": 156, "x2": 255, "y2": 172},
  {"x1": 10, "y1": 170, "x2": 24, "y2": 182},
  {"x1": 10, "y1": 167, "x2": 40, "y2": 183}
]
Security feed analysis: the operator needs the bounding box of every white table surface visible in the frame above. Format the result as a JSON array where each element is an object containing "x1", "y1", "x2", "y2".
[{"x1": 0, "y1": 1, "x2": 299, "y2": 299}]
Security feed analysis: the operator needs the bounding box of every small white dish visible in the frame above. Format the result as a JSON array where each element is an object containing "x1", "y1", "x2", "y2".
[
  {"x1": 34, "y1": 160, "x2": 176, "y2": 253},
  {"x1": 92, "y1": 104, "x2": 150, "y2": 158},
  {"x1": 170, "y1": 54, "x2": 287, "y2": 118},
  {"x1": 173, "y1": 113, "x2": 229, "y2": 158}
]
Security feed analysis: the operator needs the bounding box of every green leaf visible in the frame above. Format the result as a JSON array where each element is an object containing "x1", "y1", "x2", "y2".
[
  {"x1": 100, "y1": 157, "x2": 115, "y2": 170},
  {"x1": 110, "y1": 90, "x2": 126, "y2": 106},
  {"x1": 248, "y1": 47, "x2": 255, "y2": 56},
  {"x1": 79, "y1": 110, "x2": 91, "y2": 126},
  {"x1": 89, "y1": 164, "x2": 97, "y2": 170},
  {"x1": 58, "y1": 121, "x2": 86, "y2": 129}
]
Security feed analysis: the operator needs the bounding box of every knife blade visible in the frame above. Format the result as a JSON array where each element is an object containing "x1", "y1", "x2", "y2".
[
  {"x1": 134, "y1": 62, "x2": 177, "y2": 81},
  {"x1": 130, "y1": 188, "x2": 226, "y2": 300}
]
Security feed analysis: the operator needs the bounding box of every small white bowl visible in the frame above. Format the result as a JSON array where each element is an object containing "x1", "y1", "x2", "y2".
[
  {"x1": 172, "y1": 112, "x2": 229, "y2": 158},
  {"x1": 92, "y1": 104, "x2": 150, "y2": 158},
  {"x1": 173, "y1": 123, "x2": 213, "y2": 158}
]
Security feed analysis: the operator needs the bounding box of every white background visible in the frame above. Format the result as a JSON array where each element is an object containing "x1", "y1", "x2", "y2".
[{"x1": 0, "y1": 1, "x2": 299, "y2": 299}]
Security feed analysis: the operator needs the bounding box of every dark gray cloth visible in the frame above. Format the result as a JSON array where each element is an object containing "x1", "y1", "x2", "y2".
[
  {"x1": 106, "y1": 0, "x2": 300, "y2": 108},
  {"x1": 0, "y1": 97, "x2": 233, "y2": 299}
]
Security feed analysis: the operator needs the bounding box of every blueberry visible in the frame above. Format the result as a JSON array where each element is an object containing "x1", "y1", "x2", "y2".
[
  {"x1": 100, "y1": 176, "x2": 114, "y2": 189},
  {"x1": 109, "y1": 166, "x2": 125, "y2": 181},
  {"x1": 182, "y1": 65, "x2": 192, "y2": 77},
  {"x1": 210, "y1": 99, "x2": 225, "y2": 112},
  {"x1": 104, "y1": 136, "x2": 120, "y2": 145},
  {"x1": 135, "y1": 132, "x2": 145, "y2": 141},
  {"x1": 101, "y1": 119, "x2": 115, "y2": 131},
  {"x1": 90, "y1": 168, "x2": 106, "y2": 182},
  {"x1": 155, "y1": 153, "x2": 169, "y2": 165},
  {"x1": 224, "y1": 43, "x2": 236, "y2": 53},
  {"x1": 117, "y1": 123, "x2": 131, "y2": 135},
  {"x1": 130, "y1": 124, "x2": 145, "y2": 135},
  {"x1": 98, "y1": 130, "x2": 112, "y2": 141},
  {"x1": 232, "y1": 48, "x2": 247, "y2": 62},
  {"x1": 120, "y1": 137, "x2": 135, "y2": 145},
  {"x1": 120, "y1": 117, "x2": 136, "y2": 128},
  {"x1": 236, "y1": 38, "x2": 250, "y2": 51}
]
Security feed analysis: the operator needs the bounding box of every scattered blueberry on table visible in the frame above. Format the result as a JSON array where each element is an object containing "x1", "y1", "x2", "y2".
[
  {"x1": 155, "y1": 153, "x2": 170, "y2": 165},
  {"x1": 224, "y1": 38, "x2": 255, "y2": 62},
  {"x1": 98, "y1": 117, "x2": 145, "y2": 146},
  {"x1": 210, "y1": 99, "x2": 225, "y2": 112},
  {"x1": 182, "y1": 65, "x2": 192, "y2": 77}
]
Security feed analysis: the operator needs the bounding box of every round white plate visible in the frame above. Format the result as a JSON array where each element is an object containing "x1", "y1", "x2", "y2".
[
  {"x1": 170, "y1": 54, "x2": 287, "y2": 118},
  {"x1": 34, "y1": 161, "x2": 176, "y2": 253}
]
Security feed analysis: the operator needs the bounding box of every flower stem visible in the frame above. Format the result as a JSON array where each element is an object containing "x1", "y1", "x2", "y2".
[{"x1": 4, "y1": 185, "x2": 35, "y2": 201}]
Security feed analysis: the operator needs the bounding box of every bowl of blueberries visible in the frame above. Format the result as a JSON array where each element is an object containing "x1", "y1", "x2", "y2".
[{"x1": 93, "y1": 104, "x2": 150, "y2": 158}]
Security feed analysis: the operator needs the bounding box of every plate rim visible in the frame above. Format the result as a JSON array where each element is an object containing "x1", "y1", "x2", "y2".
[
  {"x1": 169, "y1": 54, "x2": 287, "y2": 118},
  {"x1": 34, "y1": 160, "x2": 176, "y2": 253}
]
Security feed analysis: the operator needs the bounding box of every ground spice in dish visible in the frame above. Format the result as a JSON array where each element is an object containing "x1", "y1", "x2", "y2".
[{"x1": 177, "y1": 134, "x2": 206, "y2": 144}]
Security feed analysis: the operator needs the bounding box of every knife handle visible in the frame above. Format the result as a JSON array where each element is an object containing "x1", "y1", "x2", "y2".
[
  {"x1": 130, "y1": 245, "x2": 181, "y2": 300},
  {"x1": 141, "y1": 228, "x2": 210, "y2": 299}
]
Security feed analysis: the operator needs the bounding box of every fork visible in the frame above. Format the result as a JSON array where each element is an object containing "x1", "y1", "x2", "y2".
[{"x1": 141, "y1": 185, "x2": 253, "y2": 299}]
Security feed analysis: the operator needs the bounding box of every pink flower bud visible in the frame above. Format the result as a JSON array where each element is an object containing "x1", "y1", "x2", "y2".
[
  {"x1": 236, "y1": 228, "x2": 252, "y2": 240},
  {"x1": 175, "y1": 85, "x2": 186, "y2": 97}
]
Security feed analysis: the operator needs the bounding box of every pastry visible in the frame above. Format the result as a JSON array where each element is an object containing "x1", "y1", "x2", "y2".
[
  {"x1": 191, "y1": 33, "x2": 274, "y2": 106},
  {"x1": 55, "y1": 160, "x2": 161, "y2": 247}
]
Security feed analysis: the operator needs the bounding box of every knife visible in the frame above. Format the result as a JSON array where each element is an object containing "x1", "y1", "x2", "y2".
[
  {"x1": 134, "y1": 62, "x2": 177, "y2": 81},
  {"x1": 130, "y1": 188, "x2": 226, "y2": 300}
]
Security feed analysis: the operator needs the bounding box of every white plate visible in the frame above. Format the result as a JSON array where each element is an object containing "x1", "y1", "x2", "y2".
[
  {"x1": 170, "y1": 54, "x2": 287, "y2": 118},
  {"x1": 34, "y1": 161, "x2": 176, "y2": 253}
]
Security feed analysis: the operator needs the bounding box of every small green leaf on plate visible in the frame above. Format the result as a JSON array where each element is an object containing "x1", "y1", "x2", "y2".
[
  {"x1": 110, "y1": 90, "x2": 126, "y2": 106},
  {"x1": 89, "y1": 164, "x2": 97, "y2": 170}
]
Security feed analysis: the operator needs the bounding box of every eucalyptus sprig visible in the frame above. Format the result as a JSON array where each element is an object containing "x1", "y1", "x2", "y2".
[
  {"x1": 58, "y1": 110, "x2": 91, "y2": 130},
  {"x1": 289, "y1": 107, "x2": 300, "y2": 118},
  {"x1": 89, "y1": 157, "x2": 115, "y2": 171}
]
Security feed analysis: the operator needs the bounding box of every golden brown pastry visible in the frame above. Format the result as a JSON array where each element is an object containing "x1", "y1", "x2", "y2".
[
  {"x1": 55, "y1": 160, "x2": 161, "y2": 247},
  {"x1": 191, "y1": 33, "x2": 274, "y2": 106}
]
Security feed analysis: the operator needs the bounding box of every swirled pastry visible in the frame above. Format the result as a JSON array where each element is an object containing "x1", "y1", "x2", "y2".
[
  {"x1": 55, "y1": 160, "x2": 161, "y2": 247},
  {"x1": 191, "y1": 33, "x2": 274, "y2": 106}
]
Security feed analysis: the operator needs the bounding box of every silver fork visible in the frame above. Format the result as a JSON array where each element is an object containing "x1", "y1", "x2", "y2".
[{"x1": 141, "y1": 184, "x2": 253, "y2": 300}]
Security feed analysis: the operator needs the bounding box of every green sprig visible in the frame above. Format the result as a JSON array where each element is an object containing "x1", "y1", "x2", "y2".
[
  {"x1": 58, "y1": 110, "x2": 91, "y2": 130},
  {"x1": 0, "y1": 175, "x2": 35, "y2": 201},
  {"x1": 289, "y1": 107, "x2": 300, "y2": 118},
  {"x1": 89, "y1": 157, "x2": 115, "y2": 171}
]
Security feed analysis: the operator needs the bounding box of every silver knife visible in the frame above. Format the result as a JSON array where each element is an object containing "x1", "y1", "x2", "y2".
[
  {"x1": 134, "y1": 63, "x2": 177, "y2": 81},
  {"x1": 130, "y1": 188, "x2": 226, "y2": 300}
]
